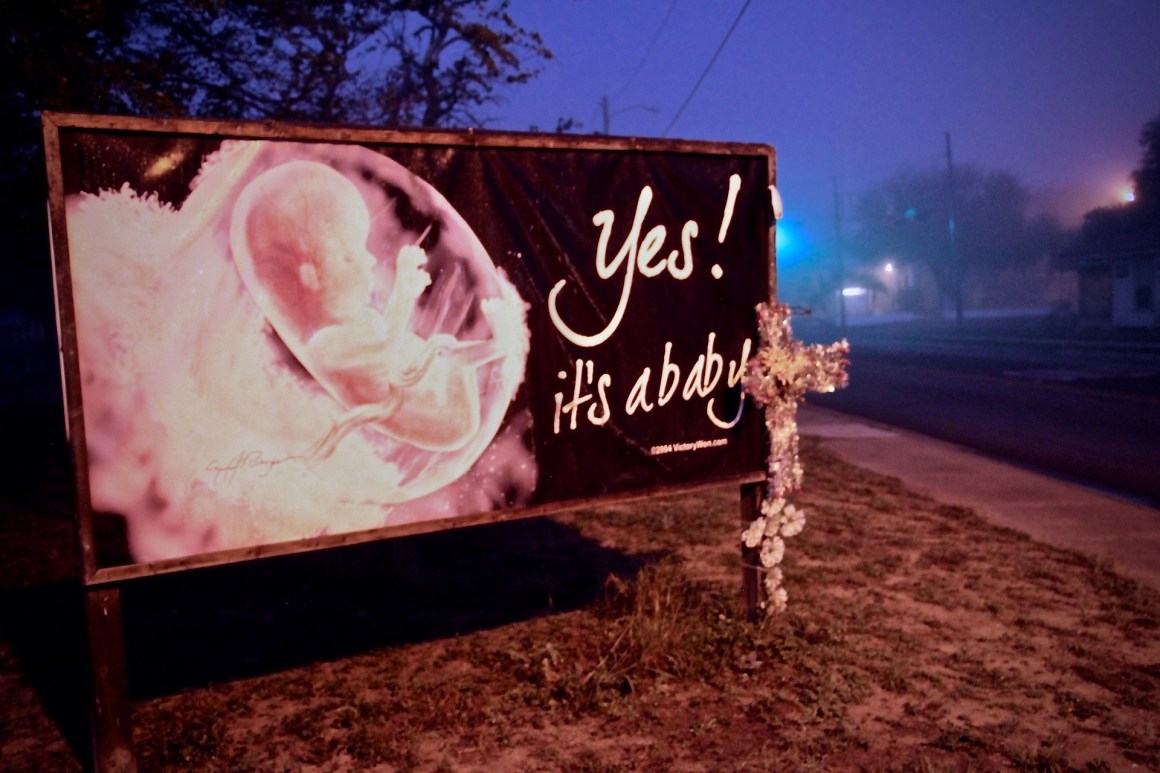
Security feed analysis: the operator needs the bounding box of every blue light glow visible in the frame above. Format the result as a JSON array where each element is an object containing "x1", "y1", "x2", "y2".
[{"x1": 774, "y1": 219, "x2": 813, "y2": 268}]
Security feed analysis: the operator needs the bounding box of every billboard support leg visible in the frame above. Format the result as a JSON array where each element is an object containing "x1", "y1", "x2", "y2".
[
  {"x1": 740, "y1": 482, "x2": 764, "y2": 623},
  {"x1": 85, "y1": 586, "x2": 136, "y2": 772}
]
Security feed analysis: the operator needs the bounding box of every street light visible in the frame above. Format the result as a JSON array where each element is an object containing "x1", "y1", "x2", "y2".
[{"x1": 882, "y1": 261, "x2": 900, "y2": 312}]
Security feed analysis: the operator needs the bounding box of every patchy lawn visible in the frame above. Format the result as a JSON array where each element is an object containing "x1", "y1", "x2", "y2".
[{"x1": 1, "y1": 440, "x2": 1157, "y2": 771}]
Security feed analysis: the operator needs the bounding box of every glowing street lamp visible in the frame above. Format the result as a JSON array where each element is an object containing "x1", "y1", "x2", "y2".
[{"x1": 882, "y1": 261, "x2": 900, "y2": 312}]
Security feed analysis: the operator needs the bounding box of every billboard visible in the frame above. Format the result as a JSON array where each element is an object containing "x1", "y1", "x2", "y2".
[{"x1": 43, "y1": 114, "x2": 773, "y2": 582}]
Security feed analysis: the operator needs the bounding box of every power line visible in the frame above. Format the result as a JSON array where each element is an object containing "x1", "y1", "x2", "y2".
[
  {"x1": 613, "y1": 0, "x2": 679, "y2": 100},
  {"x1": 662, "y1": 0, "x2": 753, "y2": 137}
]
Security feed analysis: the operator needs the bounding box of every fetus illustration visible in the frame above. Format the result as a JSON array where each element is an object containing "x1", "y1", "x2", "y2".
[
  {"x1": 229, "y1": 158, "x2": 523, "y2": 457},
  {"x1": 65, "y1": 138, "x2": 533, "y2": 564}
]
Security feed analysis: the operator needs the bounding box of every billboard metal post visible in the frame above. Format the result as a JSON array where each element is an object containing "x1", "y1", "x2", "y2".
[
  {"x1": 740, "y1": 481, "x2": 764, "y2": 622},
  {"x1": 85, "y1": 586, "x2": 135, "y2": 773}
]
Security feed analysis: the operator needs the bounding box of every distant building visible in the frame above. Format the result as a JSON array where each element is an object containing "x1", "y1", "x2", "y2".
[{"x1": 1056, "y1": 232, "x2": 1159, "y2": 328}]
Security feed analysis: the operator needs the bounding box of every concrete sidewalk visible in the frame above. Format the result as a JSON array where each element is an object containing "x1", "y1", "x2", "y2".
[{"x1": 798, "y1": 404, "x2": 1160, "y2": 590}]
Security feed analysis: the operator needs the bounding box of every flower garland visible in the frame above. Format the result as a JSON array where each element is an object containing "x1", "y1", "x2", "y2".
[{"x1": 741, "y1": 303, "x2": 849, "y2": 613}]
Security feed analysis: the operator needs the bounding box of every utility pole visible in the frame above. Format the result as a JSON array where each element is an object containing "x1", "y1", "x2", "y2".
[
  {"x1": 601, "y1": 96, "x2": 610, "y2": 135},
  {"x1": 946, "y1": 130, "x2": 962, "y2": 326},
  {"x1": 833, "y1": 176, "x2": 847, "y2": 332}
]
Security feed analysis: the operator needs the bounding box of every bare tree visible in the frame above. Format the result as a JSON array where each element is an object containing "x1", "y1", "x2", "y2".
[
  {"x1": 0, "y1": 0, "x2": 552, "y2": 276},
  {"x1": 1077, "y1": 109, "x2": 1160, "y2": 248},
  {"x1": 96, "y1": 0, "x2": 551, "y2": 127},
  {"x1": 852, "y1": 165, "x2": 1063, "y2": 309}
]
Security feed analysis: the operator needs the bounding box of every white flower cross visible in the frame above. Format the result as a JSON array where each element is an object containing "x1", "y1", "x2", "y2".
[{"x1": 740, "y1": 303, "x2": 849, "y2": 614}]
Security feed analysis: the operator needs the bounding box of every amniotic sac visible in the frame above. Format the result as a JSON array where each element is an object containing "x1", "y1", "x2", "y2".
[{"x1": 66, "y1": 140, "x2": 534, "y2": 563}]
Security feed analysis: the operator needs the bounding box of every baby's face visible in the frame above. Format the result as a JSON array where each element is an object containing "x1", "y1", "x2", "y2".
[
  {"x1": 234, "y1": 160, "x2": 381, "y2": 326},
  {"x1": 316, "y1": 235, "x2": 377, "y2": 311},
  {"x1": 292, "y1": 174, "x2": 377, "y2": 315}
]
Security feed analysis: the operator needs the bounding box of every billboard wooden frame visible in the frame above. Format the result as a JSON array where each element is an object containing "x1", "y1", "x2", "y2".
[
  {"x1": 43, "y1": 111, "x2": 775, "y2": 772},
  {"x1": 44, "y1": 111, "x2": 776, "y2": 587}
]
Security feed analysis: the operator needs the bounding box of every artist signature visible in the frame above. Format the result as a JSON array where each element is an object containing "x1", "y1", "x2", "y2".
[{"x1": 206, "y1": 450, "x2": 304, "y2": 484}]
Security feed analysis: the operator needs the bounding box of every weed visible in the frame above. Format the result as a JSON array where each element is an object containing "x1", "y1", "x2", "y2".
[
  {"x1": 906, "y1": 756, "x2": 982, "y2": 773},
  {"x1": 857, "y1": 552, "x2": 904, "y2": 579},
  {"x1": 912, "y1": 578, "x2": 957, "y2": 608},
  {"x1": 582, "y1": 558, "x2": 754, "y2": 693},
  {"x1": 869, "y1": 658, "x2": 913, "y2": 693},
  {"x1": 916, "y1": 545, "x2": 971, "y2": 570},
  {"x1": 936, "y1": 504, "x2": 977, "y2": 522},
  {"x1": 560, "y1": 750, "x2": 625, "y2": 772},
  {"x1": 135, "y1": 701, "x2": 225, "y2": 769},
  {"x1": 930, "y1": 723, "x2": 987, "y2": 754},
  {"x1": 1053, "y1": 690, "x2": 1101, "y2": 721},
  {"x1": 1006, "y1": 736, "x2": 1071, "y2": 772}
]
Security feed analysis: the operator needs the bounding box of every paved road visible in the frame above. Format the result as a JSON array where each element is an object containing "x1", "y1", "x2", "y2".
[{"x1": 802, "y1": 321, "x2": 1160, "y2": 505}]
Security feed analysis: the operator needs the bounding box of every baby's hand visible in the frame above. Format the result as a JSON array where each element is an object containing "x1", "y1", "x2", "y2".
[
  {"x1": 395, "y1": 245, "x2": 432, "y2": 297},
  {"x1": 480, "y1": 297, "x2": 524, "y2": 353}
]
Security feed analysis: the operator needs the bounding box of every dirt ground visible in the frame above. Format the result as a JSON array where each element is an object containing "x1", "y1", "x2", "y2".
[{"x1": 1, "y1": 439, "x2": 1157, "y2": 772}]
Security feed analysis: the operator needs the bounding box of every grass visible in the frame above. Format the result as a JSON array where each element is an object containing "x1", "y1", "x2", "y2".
[{"x1": 1, "y1": 440, "x2": 1158, "y2": 771}]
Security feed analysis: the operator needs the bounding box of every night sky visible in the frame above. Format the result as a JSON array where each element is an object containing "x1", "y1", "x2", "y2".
[{"x1": 491, "y1": 0, "x2": 1160, "y2": 245}]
